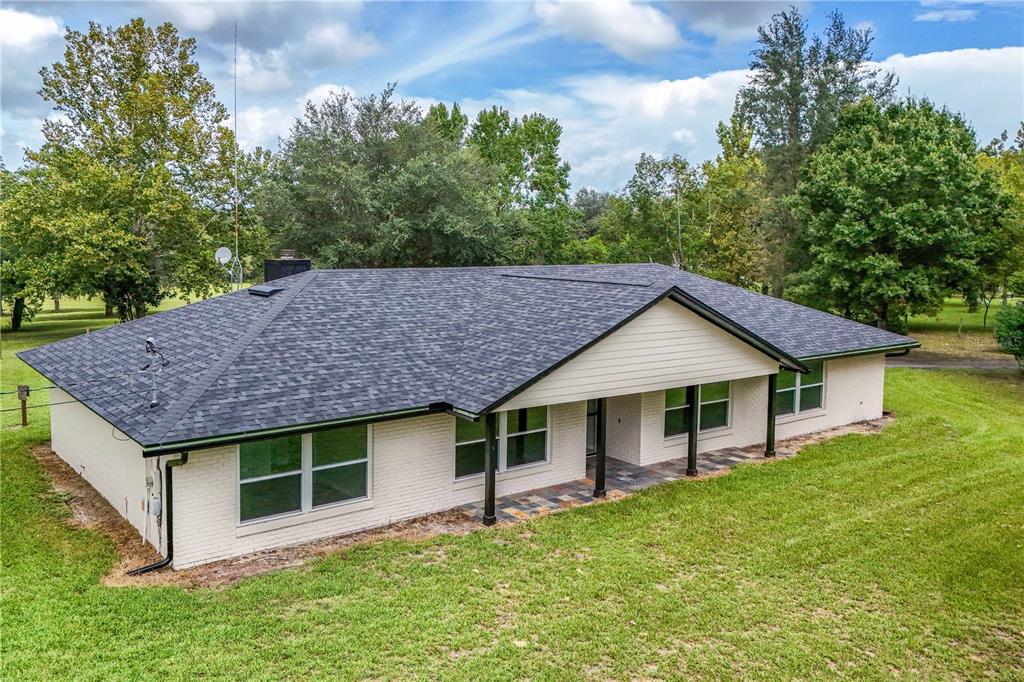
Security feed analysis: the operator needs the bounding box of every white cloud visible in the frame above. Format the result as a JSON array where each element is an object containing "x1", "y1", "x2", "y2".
[
  {"x1": 0, "y1": 8, "x2": 62, "y2": 50},
  {"x1": 227, "y1": 18, "x2": 376, "y2": 92},
  {"x1": 230, "y1": 82, "x2": 364, "y2": 150},
  {"x1": 914, "y1": 9, "x2": 979, "y2": 21},
  {"x1": 298, "y1": 22, "x2": 378, "y2": 65},
  {"x1": 233, "y1": 46, "x2": 292, "y2": 92},
  {"x1": 878, "y1": 46, "x2": 1023, "y2": 137},
  {"x1": 534, "y1": 0, "x2": 682, "y2": 60},
  {"x1": 672, "y1": 128, "x2": 696, "y2": 145},
  {"x1": 668, "y1": 1, "x2": 793, "y2": 43},
  {"x1": 395, "y1": 5, "x2": 537, "y2": 84},
  {"x1": 298, "y1": 83, "x2": 355, "y2": 109},
  {"x1": 232, "y1": 105, "x2": 292, "y2": 149}
]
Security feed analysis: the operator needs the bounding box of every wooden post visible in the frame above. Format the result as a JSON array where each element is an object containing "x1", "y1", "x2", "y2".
[
  {"x1": 765, "y1": 374, "x2": 777, "y2": 458},
  {"x1": 686, "y1": 385, "x2": 698, "y2": 476},
  {"x1": 593, "y1": 398, "x2": 607, "y2": 498},
  {"x1": 482, "y1": 412, "x2": 497, "y2": 526},
  {"x1": 17, "y1": 385, "x2": 29, "y2": 427}
]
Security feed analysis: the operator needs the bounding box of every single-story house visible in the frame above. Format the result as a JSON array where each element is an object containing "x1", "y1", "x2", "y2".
[{"x1": 18, "y1": 264, "x2": 918, "y2": 570}]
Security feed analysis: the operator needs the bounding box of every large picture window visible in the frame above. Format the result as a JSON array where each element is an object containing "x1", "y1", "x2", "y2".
[
  {"x1": 239, "y1": 425, "x2": 370, "y2": 523},
  {"x1": 312, "y1": 426, "x2": 369, "y2": 507},
  {"x1": 454, "y1": 406, "x2": 549, "y2": 479},
  {"x1": 775, "y1": 360, "x2": 825, "y2": 416},
  {"x1": 664, "y1": 381, "x2": 731, "y2": 438},
  {"x1": 239, "y1": 435, "x2": 302, "y2": 522}
]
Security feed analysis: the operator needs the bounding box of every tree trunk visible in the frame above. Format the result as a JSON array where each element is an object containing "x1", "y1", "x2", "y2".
[
  {"x1": 983, "y1": 300, "x2": 992, "y2": 328},
  {"x1": 134, "y1": 301, "x2": 147, "y2": 319},
  {"x1": 104, "y1": 301, "x2": 114, "y2": 317},
  {"x1": 11, "y1": 297, "x2": 26, "y2": 331},
  {"x1": 53, "y1": 295, "x2": 61, "y2": 313},
  {"x1": 875, "y1": 302, "x2": 889, "y2": 330}
]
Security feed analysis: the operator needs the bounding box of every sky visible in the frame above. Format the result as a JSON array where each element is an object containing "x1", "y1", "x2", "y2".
[{"x1": 2, "y1": 1, "x2": 1022, "y2": 191}]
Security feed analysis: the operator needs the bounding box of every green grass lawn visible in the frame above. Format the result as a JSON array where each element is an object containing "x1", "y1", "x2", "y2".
[{"x1": 3, "y1": 302, "x2": 1024, "y2": 680}]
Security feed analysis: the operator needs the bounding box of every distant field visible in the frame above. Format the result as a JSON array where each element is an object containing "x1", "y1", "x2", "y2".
[
  {"x1": 0, "y1": 296, "x2": 187, "y2": 425},
  {"x1": 906, "y1": 297, "x2": 1020, "y2": 359}
]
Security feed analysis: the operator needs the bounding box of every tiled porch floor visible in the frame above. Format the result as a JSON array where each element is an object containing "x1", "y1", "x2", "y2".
[{"x1": 459, "y1": 444, "x2": 790, "y2": 523}]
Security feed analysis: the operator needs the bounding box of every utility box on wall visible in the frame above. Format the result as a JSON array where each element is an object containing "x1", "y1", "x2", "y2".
[{"x1": 264, "y1": 250, "x2": 311, "y2": 282}]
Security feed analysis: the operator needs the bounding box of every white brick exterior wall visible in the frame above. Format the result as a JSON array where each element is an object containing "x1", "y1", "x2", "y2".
[
  {"x1": 775, "y1": 354, "x2": 885, "y2": 439},
  {"x1": 170, "y1": 401, "x2": 587, "y2": 568},
  {"x1": 46, "y1": 354, "x2": 885, "y2": 569},
  {"x1": 606, "y1": 394, "x2": 642, "y2": 465},
  {"x1": 49, "y1": 388, "x2": 167, "y2": 553},
  {"x1": 630, "y1": 354, "x2": 885, "y2": 465}
]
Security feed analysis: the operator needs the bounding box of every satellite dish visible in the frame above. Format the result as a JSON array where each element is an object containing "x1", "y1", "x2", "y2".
[{"x1": 214, "y1": 246, "x2": 233, "y2": 265}]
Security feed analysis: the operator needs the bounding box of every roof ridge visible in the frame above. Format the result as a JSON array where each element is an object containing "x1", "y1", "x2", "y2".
[
  {"x1": 149, "y1": 271, "x2": 320, "y2": 445},
  {"x1": 496, "y1": 273, "x2": 653, "y2": 287}
]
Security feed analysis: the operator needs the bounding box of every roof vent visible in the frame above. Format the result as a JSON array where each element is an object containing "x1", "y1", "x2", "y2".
[{"x1": 248, "y1": 283, "x2": 285, "y2": 297}]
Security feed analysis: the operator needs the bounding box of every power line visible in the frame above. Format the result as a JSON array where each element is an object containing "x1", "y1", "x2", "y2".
[
  {"x1": 0, "y1": 386, "x2": 153, "y2": 413},
  {"x1": 0, "y1": 361, "x2": 169, "y2": 396}
]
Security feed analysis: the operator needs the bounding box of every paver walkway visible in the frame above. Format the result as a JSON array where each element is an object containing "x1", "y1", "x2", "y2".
[{"x1": 459, "y1": 444, "x2": 790, "y2": 523}]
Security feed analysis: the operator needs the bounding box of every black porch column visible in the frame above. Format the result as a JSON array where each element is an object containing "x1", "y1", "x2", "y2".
[
  {"x1": 765, "y1": 374, "x2": 777, "y2": 458},
  {"x1": 686, "y1": 385, "x2": 698, "y2": 476},
  {"x1": 482, "y1": 412, "x2": 497, "y2": 526},
  {"x1": 593, "y1": 398, "x2": 607, "y2": 498}
]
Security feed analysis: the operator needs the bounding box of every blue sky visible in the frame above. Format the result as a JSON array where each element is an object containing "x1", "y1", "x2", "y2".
[{"x1": 2, "y1": 1, "x2": 1022, "y2": 190}]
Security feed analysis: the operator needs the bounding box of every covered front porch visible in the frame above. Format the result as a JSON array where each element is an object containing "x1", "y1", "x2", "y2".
[
  {"x1": 459, "y1": 444, "x2": 784, "y2": 523},
  {"x1": 467, "y1": 371, "x2": 785, "y2": 525}
]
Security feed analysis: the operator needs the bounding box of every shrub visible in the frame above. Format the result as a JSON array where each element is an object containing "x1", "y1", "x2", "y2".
[{"x1": 993, "y1": 304, "x2": 1024, "y2": 373}]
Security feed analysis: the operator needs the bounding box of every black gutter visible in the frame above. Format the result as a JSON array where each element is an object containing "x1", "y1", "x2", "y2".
[
  {"x1": 799, "y1": 341, "x2": 921, "y2": 362},
  {"x1": 126, "y1": 453, "x2": 188, "y2": 575},
  {"x1": 142, "y1": 405, "x2": 445, "y2": 457}
]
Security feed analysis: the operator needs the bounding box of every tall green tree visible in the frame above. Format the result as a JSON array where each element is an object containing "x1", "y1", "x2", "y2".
[
  {"x1": 790, "y1": 98, "x2": 1005, "y2": 331},
  {"x1": 260, "y1": 86, "x2": 510, "y2": 268},
  {"x1": 968, "y1": 124, "x2": 1024, "y2": 325},
  {"x1": 0, "y1": 164, "x2": 40, "y2": 330},
  {"x1": 17, "y1": 19, "x2": 263, "y2": 319},
  {"x1": 697, "y1": 115, "x2": 770, "y2": 289},
  {"x1": 468, "y1": 107, "x2": 582, "y2": 263},
  {"x1": 736, "y1": 6, "x2": 897, "y2": 293},
  {"x1": 594, "y1": 153, "x2": 700, "y2": 267},
  {"x1": 427, "y1": 102, "x2": 469, "y2": 143},
  {"x1": 571, "y1": 188, "x2": 611, "y2": 236}
]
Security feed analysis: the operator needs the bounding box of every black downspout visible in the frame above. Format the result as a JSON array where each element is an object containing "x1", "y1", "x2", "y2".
[
  {"x1": 685, "y1": 385, "x2": 698, "y2": 476},
  {"x1": 482, "y1": 414, "x2": 497, "y2": 526},
  {"x1": 765, "y1": 374, "x2": 777, "y2": 458},
  {"x1": 593, "y1": 398, "x2": 607, "y2": 498},
  {"x1": 127, "y1": 453, "x2": 189, "y2": 576}
]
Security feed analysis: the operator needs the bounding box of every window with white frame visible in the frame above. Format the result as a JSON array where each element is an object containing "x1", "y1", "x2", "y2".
[
  {"x1": 454, "y1": 406, "x2": 549, "y2": 479},
  {"x1": 239, "y1": 425, "x2": 369, "y2": 523},
  {"x1": 664, "y1": 381, "x2": 731, "y2": 438},
  {"x1": 775, "y1": 360, "x2": 825, "y2": 416}
]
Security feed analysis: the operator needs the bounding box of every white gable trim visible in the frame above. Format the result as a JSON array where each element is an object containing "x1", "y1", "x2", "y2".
[{"x1": 498, "y1": 299, "x2": 779, "y2": 410}]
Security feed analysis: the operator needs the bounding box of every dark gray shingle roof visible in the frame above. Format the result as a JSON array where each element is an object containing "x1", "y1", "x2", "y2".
[{"x1": 17, "y1": 264, "x2": 915, "y2": 450}]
